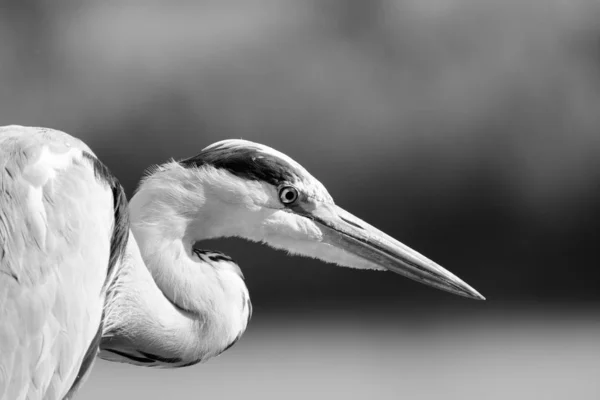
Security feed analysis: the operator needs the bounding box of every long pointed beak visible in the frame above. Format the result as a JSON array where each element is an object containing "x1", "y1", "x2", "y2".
[{"x1": 301, "y1": 203, "x2": 484, "y2": 300}]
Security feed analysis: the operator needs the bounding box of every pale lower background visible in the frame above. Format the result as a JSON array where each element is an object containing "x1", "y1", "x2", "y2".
[{"x1": 81, "y1": 307, "x2": 600, "y2": 400}]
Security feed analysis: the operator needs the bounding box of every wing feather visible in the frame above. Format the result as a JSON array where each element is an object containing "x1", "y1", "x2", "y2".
[{"x1": 0, "y1": 126, "x2": 127, "y2": 400}]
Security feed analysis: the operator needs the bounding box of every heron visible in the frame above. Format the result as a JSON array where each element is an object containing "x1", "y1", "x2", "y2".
[{"x1": 0, "y1": 125, "x2": 483, "y2": 399}]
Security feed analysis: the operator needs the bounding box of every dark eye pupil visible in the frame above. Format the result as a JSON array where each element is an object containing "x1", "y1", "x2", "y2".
[{"x1": 280, "y1": 187, "x2": 297, "y2": 203}]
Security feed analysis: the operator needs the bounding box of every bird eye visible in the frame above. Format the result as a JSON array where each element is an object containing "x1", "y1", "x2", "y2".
[{"x1": 279, "y1": 186, "x2": 299, "y2": 205}]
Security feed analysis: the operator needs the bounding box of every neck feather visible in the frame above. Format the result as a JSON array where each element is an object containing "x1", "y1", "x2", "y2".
[{"x1": 100, "y1": 165, "x2": 251, "y2": 367}]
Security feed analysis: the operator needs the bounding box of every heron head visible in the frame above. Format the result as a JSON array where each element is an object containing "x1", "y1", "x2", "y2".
[{"x1": 177, "y1": 139, "x2": 484, "y2": 300}]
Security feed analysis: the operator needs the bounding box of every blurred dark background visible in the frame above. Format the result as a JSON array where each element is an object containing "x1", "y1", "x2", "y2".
[{"x1": 2, "y1": 0, "x2": 600, "y2": 398}]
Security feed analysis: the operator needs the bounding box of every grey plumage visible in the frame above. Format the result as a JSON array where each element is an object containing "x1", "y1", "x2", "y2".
[{"x1": 0, "y1": 126, "x2": 128, "y2": 400}]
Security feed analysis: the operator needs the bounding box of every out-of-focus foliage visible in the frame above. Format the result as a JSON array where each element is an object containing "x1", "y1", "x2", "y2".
[{"x1": 2, "y1": 0, "x2": 600, "y2": 305}]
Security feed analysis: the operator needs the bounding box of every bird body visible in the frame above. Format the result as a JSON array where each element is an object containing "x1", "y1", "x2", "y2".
[
  {"x1": 0, "y1": 125, "x2": 483, "y2": 399},
  {"x1": 0, "y1": 127, "x2": 123, "y2": 399}
]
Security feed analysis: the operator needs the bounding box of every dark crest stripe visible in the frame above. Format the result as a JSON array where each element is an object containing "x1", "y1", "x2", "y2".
[{"x1": 179, "y1": 143, "x2": 299, "y2": 186}]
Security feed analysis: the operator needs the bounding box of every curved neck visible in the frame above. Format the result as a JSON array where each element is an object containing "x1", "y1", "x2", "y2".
[
  {"x1": 100, "y1": 232, "x2": 209, "y2": 367},
  {"x1": 100, "y1": 166, "x2": 251, "y2": 367}
]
